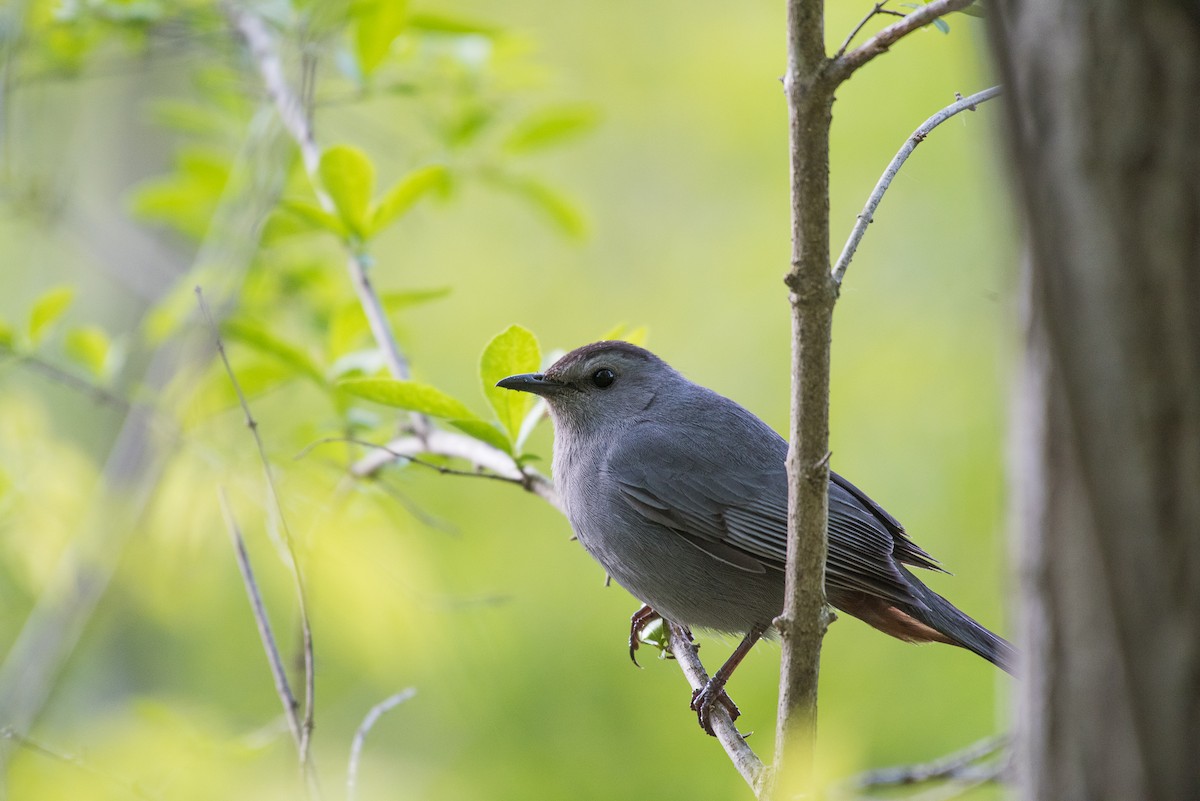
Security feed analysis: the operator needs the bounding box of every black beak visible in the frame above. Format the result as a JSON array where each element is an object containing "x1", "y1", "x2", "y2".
[{"x1": 496, "y1": 373, "x2": 565, "y2": 396}]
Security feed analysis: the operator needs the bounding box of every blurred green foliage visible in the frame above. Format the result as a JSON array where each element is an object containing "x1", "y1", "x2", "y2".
[{"x1": 0, "y1": 0, "x2": 1012, "y2": 799}]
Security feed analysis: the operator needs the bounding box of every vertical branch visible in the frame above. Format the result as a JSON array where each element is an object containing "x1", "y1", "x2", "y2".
[{"x1": 774, "y1": 0, "x2": 836, "y2": 797}]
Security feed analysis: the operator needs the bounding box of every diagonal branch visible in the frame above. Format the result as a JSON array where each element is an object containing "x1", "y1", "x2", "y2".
[
  {"x1": 832, "y1": 85, "x2": 1002, "y2": 287},
  {"x1": 199, "y1": 288, "x2": 318, "y2": 782},
  {"x1": 827, "y1": 0, "x2": 977, "y2": 84},
  {"x1": 667, "y1": 624, "x2": 766, "y2": 794}
]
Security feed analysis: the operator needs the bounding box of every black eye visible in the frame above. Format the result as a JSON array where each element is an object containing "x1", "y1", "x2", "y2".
[{"x1": 591, "y1": 368, "x2": 615, "y2": 388}]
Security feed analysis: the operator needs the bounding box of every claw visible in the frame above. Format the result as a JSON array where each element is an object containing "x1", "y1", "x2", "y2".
[
  {"x1": 627, "y1": 605, "x2": 662, "y2": 668},
  {"x1": 690, "y1": 680, "x2": 741, "y2": 736}
]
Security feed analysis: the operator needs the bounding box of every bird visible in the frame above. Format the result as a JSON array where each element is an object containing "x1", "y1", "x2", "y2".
[{"x1": 498, "y1": 340, "x2": 1013, "y2": 733}]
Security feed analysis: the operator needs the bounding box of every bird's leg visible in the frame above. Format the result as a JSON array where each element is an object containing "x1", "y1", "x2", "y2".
[
  {"x1": 690, "y1": 623, "x2": 767, "y2": 736},
  {"x1": 628, "y1": 605, "x2": 662, "y2": 667}
]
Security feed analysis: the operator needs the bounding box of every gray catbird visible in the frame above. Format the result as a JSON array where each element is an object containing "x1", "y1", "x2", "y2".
[{"x1": 498, "y1": 341, "x2": 1013, "y2": 732}]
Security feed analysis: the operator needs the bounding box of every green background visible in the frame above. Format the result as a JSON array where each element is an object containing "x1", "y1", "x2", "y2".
[{"x1": 0, "y1": 1, "x2": 1013, "y2": 798}]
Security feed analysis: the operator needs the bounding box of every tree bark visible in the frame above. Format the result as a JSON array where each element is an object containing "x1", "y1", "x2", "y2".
[{"x1": 990, "y1": 4, "x2": 1200, "y2": 800}]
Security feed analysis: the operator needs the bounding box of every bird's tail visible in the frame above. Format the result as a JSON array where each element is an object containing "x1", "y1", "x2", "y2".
[{"x1": 901, "y1": 568, "x2": 1017, "y2": 675}]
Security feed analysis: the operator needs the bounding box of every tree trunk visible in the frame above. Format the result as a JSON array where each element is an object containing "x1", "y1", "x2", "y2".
[{"x1": 990, "y1": 4, "x2": 1200, "y2": 800}]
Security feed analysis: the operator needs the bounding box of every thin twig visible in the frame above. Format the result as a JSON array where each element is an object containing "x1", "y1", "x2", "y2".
[
  {"x1": 217, "y1": 491, "x2": 306, "y2": 764},
  {"x1": 833, "y1": 2, "x2": 892, "y2": 60},
  {"x1": 300, "y1": 436, "x2": 536, "y2": 487},
  {"x1": 198, "y1": 288, "x2": 318, "y2": 787},
  {"x1": 831, "y1": 85, "x2": 1001, "y2": 287},
  {"x1": 827, "y1": 0, "x2": 977, "y2": 84},
  {"x1": 667, "y1": 624, "x2": 767, "y2": 795},
  {"x1": 348, "y1": 431, "x2": 561, "y2": 511},
  {"x1": 0, "y1": 727, "x2": 158, "y2": 801},
  {"x1": 346, "y1": 689, "x2": 417, "y2": 801},
  {"x1": 853, "y1": 734, "x2": 1008, "y2": 789},
  {"x1": 3, "y1": 351, "x2": 129, "y2": 410}
]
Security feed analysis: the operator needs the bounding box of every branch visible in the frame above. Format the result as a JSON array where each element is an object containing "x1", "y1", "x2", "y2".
[
  {"x1": 347, "y1": 689, "x2": 417, "y2": 801},
  {"x1": 224, "y1": 3, "x2": 423, "y2": 427},
  {"x1": 2, "y1": 352, "x2": 129, "y2": 410},
  {"x1": 851, "y1": 734, "x2": 1008, "y2": 790},
  {"x1": 198, "y1": 288, "x2": 318, "y2": 785},
  {"x1": 774, "y1": 0, "x2": 836, "y2": 797},
  {"x1": 217, "y1": 491, "x2": 307, "y2": 762},
  {"x1": 349, "y1": 430, "x2": 561, "y2": 511},
  {"x1": 832, "y1": 86, "x2": 1002, "y2": 287},
  {"x1": 667, "y1": 624, "x2": 767, "y2": 794},
  {"x1": 832, "y1": 2, "x2": 904, "y2": 61},
  {"x1": 827, "y1": 0, "x2": 977, "y2": 84},
  {"x1": 0, "y1": 727, "x2": 157, "y2": 801}
]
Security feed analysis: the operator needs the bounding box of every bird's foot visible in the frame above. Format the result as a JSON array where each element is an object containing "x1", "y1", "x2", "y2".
[
  {"x1": 628, "y1": 605, "x2": 662, "y2": 667},
  {"x1": 690, "y1": 679, "x2": 740, "y2": 736}
]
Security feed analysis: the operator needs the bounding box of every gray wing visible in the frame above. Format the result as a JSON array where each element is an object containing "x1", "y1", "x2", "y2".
[{"x1": 605, "y1": 416, "x2": 940, "y2": 608}]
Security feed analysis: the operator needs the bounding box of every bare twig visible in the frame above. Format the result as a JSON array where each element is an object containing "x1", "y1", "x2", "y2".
[
  {"x1": 349, "y1": 431, "x2": 561, "y2": 511},
  {"x1": 833, "y1": 2, "x2": 899, "y2": 61},
  {"x1": 667, "y1": 624, "x2": 767, "y2": 795},
  {"x1": 832, "y1": 85, "x2": 1002, "y2": 287},
  {"x1": 198, "y1": 288, "x2": 318, "y2": 784},
  {"x1": 301, "y1": 436, "x2": 539, "y2": 488},
  {"x1": 217, "y1": 491, "x2": 305, "y2": 752},
  {"x1": 346, "y1": 689, "x2": 417, "y2": 801},
  {"x1": 1, "y1": 727, "x2": 158, "y2": 801},
  {"x1": 3, "y1": 351, "x2": 129, "y2": 409},
  {"x1": 854, "y1": 734, "x2": 1008, "y2": 790},
  {"x1": 827, "y1": 0, "x2": 977, "y2": 84}
]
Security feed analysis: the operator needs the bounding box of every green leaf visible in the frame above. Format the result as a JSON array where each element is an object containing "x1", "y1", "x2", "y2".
[
  {"x1": 28, "y1": 286, "x2": 74, "y2": 344},
  {"x1": 407, "y1": 11, "x2": 501, "y2": 36},
  {"x1": 932, "y1": 17, "x2": 950, "y2": 33},
  {"x1": 503, "y1": 104, "x2": 599, "y2": 154},
  {"x1": 957, "y1": 2, "x2": 987, "y2": 18},
  {"x1": 319, "y1": 145, "x2": 375, "y2": 238},
  {"x1": 449, "y1": 419, "x2": 513, "y2": 455},
  {"x1": 64, "y1": 326, "x2": 111, "y2": 378},
  {"x1": 0, "y1": 319, "x2": 13, "y2": 350},
  {"x1": 480, "y1": 325, "x2": 541, "y2": 442},
  {"x1": 340, "y1": 378, "x2": 477, "y2": 420},
  {"x1": 368, "y1": 164, "x2": 448, "y2": 236},
  {"x1": 598, "y1": 323, "x2": 649, "y2": 348},
  {"x1": 128, "y1": 146, "x2": 232, "y2": 240},
  {"x1": 488, "y1": 174, "x2": 588, "y2": 240},
  {"x1": 354, "y1": 0, "x2": 409, "y2": 74},
  {"x1": 222, "y1": 320, "x2": 325, "y2": 385},
  {"x1": 278, "y1": 199, "x2": 348, "y2": 238}
]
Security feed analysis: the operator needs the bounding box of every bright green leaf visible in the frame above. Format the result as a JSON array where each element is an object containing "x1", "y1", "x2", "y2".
[
  {"x1": 340, "y1": 378, "x2": 477, "y2": 420},
  {"x1": 503, "y1": 104, "x2": 599, "y2": 154},
  {"x1": 319, "y1": 145, "x2": 375, "y2": 238},
  {"x1": 369, "y1": 165, "x2": 448, "y2": 236},
  {"x1": 222, "y1": 320, "x2": 325, "y2": 385},
  {"x1": 488, "y1": 174, "x2": 588, "y2": 240},
  {"x1": 28, "y1": 286, "x2": 74, "y2": 344},
  {"x1": 449, "y1": 419, "x2": 513, "y2": 455},
  {"x1": 65, "y1": 326, "x2": 111, "y2": 378},
  {"x1": 278, "y1": 199, "x2": 348, "y2": 237},
  {"x1": 480, "y1": 325, "x2": 541, "y2": 442},
  {"x1": 355, "y1": 0, "x2": 409, "y2": 74},
  {"x1": 598, "y1": 323, "x2": 649, "y2": 348},
  {"x1": 0, "y1": 319, "x2": 13, "y2": 350},
  {"x1": 408, "y1": 11, "x2": 501, "y2": 36}
]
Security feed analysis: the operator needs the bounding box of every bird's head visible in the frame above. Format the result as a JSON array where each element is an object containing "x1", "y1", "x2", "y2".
[{"x1": 496, "y1": 340, "x2": 679, "y2": 433}]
